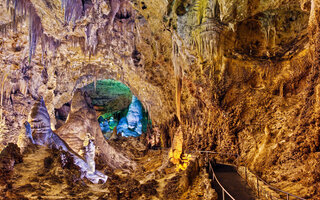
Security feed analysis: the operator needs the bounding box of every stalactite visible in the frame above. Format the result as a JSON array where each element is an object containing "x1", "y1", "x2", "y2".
[
  {"x1": 172, "y1": 33, "x2": 187, "y2": 122},
  {"x1": 176, "y1": 77, "x2": 182, "y2": 122},
  {"x1": 28, "y1": 10, "x2": 44, "y2": 62},
  {"x1": 12, "y1": 0, "x2": 17, "y2": 31},
  {"x1": 6, "y1": 0, "x2": 61, "y2": 62},
  {"x1": 107, "y1": 0, "x2": 120, "y2": 31},
  {"x1": 93, "y1": 76, "x2": 97, "y2": 92},
  {"x1": 6, "y1": 0, "x2": 10, "y2": 9},
  {"x1": 85, "y1": 23, "x2": 98, "y2": 57},
  {"x1": 67, "y1": 35, "x2": 86, "y2": 53},
  {"x1": 61, "y1": 0, "x2": 83, "y2": 23},
  {"x1": 61, "y1": 0, "x2": 65, "y2": 10}
]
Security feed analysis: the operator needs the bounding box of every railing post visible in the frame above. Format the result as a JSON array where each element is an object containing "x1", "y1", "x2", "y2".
[
  {"x1": 222, "y1": 190, "x2": 225, "y2": 200},
  {"x1": 287, "y1": 194, "x2": 289, "y2": 200}
]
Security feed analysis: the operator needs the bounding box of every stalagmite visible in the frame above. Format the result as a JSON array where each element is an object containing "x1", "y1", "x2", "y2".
[{"x1": 24, "y1": 98, "x2": 108, "y2": 183}]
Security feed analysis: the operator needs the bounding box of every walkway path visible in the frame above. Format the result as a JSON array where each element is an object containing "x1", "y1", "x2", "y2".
[{"x1": 210, "y1": 163, "x2": 256, "y2": 200}]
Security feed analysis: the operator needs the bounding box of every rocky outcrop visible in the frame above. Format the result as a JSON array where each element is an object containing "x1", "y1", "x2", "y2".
[
  {"x1": 26, "y1": 96, "x2": 108, "y2": 183},
  {"x1": 0, "y1": 143, "x2": 24, "y2": 198},
  {"x1": 56, "y1": 89, "x2": 137, "y2": 170},
  {"x1": 0, "y1": 143, "x2": 23, "y2": 184}
]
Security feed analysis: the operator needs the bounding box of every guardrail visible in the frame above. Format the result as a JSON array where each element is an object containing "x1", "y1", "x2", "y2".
[
  {"x1": 208, "y1": 158, "x2": 236, "y2": 200},
  {"x1": 196, "y1": 150, "x2": 306, "y2": 200}
]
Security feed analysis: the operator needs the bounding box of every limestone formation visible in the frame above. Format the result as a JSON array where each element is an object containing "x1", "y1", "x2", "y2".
[
  {"x1": 56, "y1": 89, "x2": 137, "y2": 170},
  {"x1": 24, "y1": 97, "x2": 108, "y2": 184}
]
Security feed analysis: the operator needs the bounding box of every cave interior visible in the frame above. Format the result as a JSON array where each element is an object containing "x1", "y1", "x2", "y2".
[{"x1": 0, "y1": 0, "x2": 319, "y2": 199}]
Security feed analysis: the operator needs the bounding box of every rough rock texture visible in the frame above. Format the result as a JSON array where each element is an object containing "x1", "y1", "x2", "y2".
[
  {"x1": 163, "y1": 156, "x2": 200, "y2": 199},
  {"x1": 9, "y1": 146, "x2": 99, "y2": 199},
  {"x1": 180, "y1": 168, "x2": 218, "y2": 200},
  {"x1": 0, "y1": 143, "x2": 23, "y2": 185},
  {"x1": 0, "y1": 0, "x2": 319, "y2": 198},
  {"x1": 0, "y1": 139, "x2": 208, "y2": 199}
]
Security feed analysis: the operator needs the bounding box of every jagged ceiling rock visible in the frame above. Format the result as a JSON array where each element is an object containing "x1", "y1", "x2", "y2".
[{"x1": 170, "y1": 0, "x2": 309, "y2": 62}]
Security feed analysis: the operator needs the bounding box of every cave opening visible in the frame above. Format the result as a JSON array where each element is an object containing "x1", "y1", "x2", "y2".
[{"x1": 82, "y1": 79, "x2": 152, "y2": 140}]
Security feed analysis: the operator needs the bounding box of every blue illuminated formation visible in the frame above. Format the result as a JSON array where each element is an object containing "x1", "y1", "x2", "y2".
[
  {"x1": 117, "y1": 96, "x2": 143, "y2": 137},
  {"x1": 92, "y1": 80, "x2": 149, "y2": 138},
  {"x1": 99, "y1": 119, "x2": 110, "y2": 134}
]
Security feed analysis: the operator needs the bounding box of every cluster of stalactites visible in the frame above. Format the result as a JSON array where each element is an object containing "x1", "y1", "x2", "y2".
[
  {"x1": 172, "y1": 32, "x2": 187, "y2": 79},
  {"x1": 6, "y1": 0, "x2": 61, "y2": 62},
  {"x1": 6, "y1": 0, "x2": 28, "y2": 31},
  {"x1": 5, "y1": 0, "x2": 132, "y2": 61},
  {"x1": 85, "y1": 23, "x2": 98, "y2": 58},
  {"x1": 28, "y1": 10, "x2": 42, "y2": 62},
  {"x1": 190, "y1": 19, "x2": 223, "y2": 61},
  {"x1": 0, "y1": 15, "x2": 24, "y2": 35},
  {"x1": 27, "y1": 7, "x2": 61, "y2": 62},
  {"x1": 61, "y1": 0, "x2": 83, "y2": 23}
]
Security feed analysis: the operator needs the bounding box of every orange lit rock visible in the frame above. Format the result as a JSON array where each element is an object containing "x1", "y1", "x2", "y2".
[{"x1": 169, "y1": 126, "x2": 183, "y2": 166}]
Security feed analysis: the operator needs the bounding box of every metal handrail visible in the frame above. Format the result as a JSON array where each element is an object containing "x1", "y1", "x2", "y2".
[
  {"x1": 197, "y1": 150, "x2": 306, "y2": 200},
  {"x1": 250, "y1": 169, "x2": 305, "y2": 200},
  {"x1": 208, "y1": 159, "x2": 236, "y2": 200}
]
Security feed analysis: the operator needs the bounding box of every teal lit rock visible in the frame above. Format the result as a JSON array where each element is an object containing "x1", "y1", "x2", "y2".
[{"x1": 83, "y1": 79, "x2": 132, "y2": 113}]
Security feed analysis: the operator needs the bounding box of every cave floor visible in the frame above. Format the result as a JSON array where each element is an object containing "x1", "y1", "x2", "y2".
[{"x1": 3, "y1": 140, "x2": 215, "y2": 200}]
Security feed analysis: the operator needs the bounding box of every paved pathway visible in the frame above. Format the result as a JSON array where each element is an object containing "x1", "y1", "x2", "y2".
[{"x1": 211, "y1": 163, "x2": 256, "y2": 200}]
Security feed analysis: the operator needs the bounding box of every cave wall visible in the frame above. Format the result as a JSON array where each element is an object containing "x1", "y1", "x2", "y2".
[
  {"x1": 165, "y1": 0, "x2": 319, "y2": 197},
  {"x1": 0, "y1": 0, "x2": 319, "y2": 198}
]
